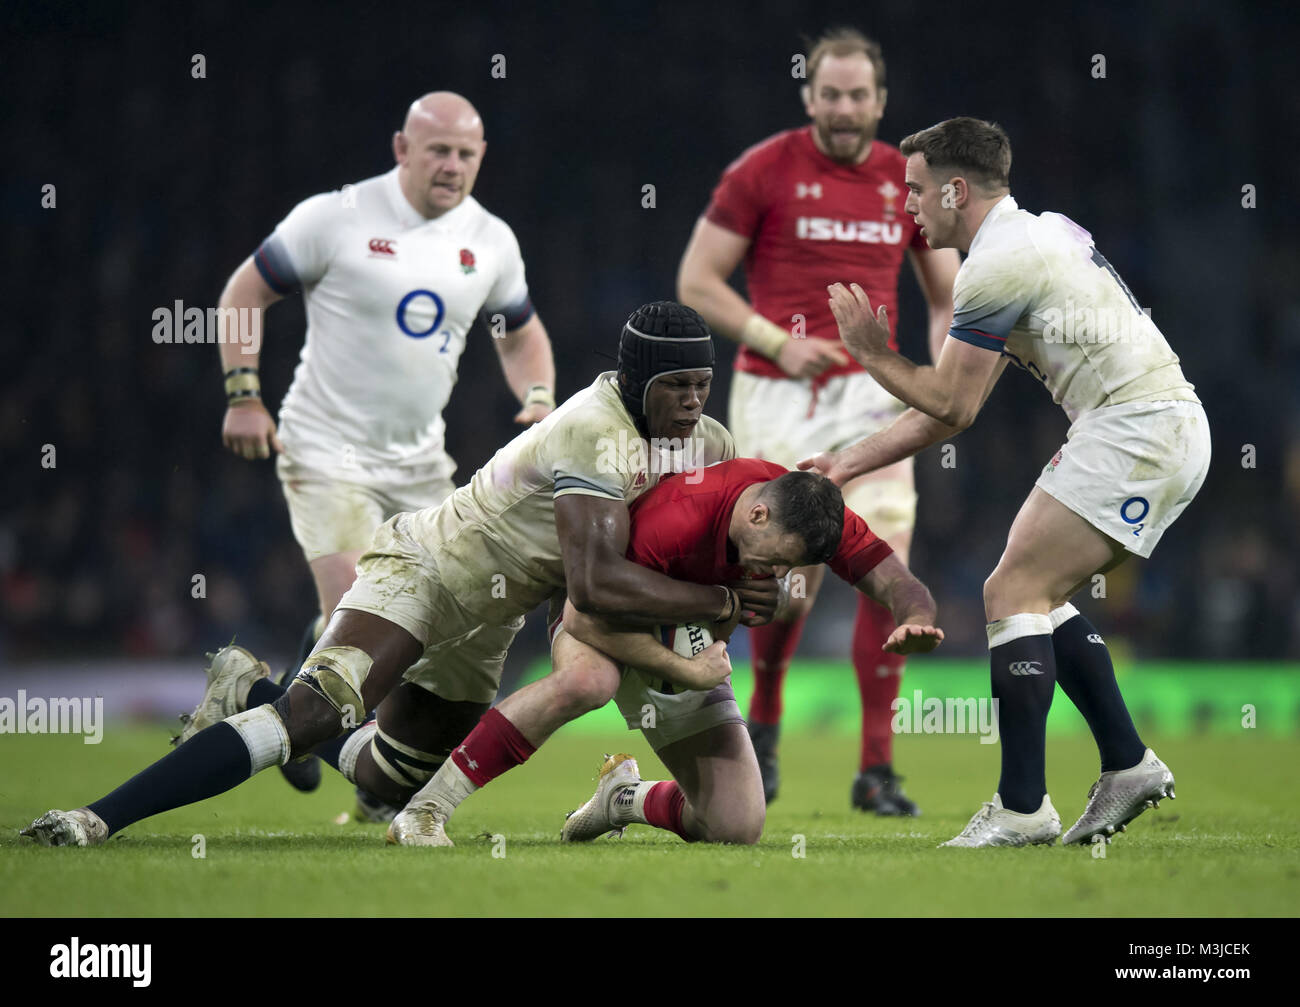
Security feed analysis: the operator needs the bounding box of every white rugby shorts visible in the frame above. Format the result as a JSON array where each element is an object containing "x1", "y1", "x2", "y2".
[{"x1": 1035, "y1": 400, "x2": 1211, "y2": 558}]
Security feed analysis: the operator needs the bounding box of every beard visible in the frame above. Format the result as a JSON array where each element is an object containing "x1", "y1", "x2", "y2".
[{"x1": 815, "y1": 120, "x2": 877, "y2": 164}]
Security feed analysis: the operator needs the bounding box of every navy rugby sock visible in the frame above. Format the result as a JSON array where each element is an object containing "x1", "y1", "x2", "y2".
[
  {"x1": 246, "y1": 678, "x2": 285, "y2": 708},
  {"x1": 988, "y1": 614, "x2": 1056, "y2": 814},
  {"x1": 88, "y1": 722, "x2": 254, "y2": 836},
  {"x1": 1050, "y1": 607, "x2": 1145, "y2": 772}
]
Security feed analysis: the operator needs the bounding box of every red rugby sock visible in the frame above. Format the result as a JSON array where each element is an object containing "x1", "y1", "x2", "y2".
[
  {"x1": 449, "y1": 707, "x2": 536, "y2": 788},
  {"x1": 852, "y1": 594, "x2": 905, "y2": 770},
  {"x1": 642, "y1": 781, "x2": 691, "y2": 841},
  {"x1": 747, "y1": 616, "x2": 807, "y2": 725}
]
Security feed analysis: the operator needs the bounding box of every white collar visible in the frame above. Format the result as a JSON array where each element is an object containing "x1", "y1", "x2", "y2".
[
  {"x1": 384, "y1": 166, "x2": 473, "y2": 229},
  {"x1": 968, "y1": 194, "x2": 1018, "y2": 254}
]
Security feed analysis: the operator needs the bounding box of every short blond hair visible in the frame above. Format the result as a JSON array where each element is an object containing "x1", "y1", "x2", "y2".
[{"x1": 806, "y1": 27, "x2": 886, "y2": 91}]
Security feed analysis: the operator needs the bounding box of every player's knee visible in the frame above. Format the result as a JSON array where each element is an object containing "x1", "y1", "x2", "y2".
[
  {"x1": 700, "y1": 812, "x2": 764, "y2": 846},
  {"x1": 353, "y1": 752, "x2": 417, "y2": 809},
  {"x1": 553, "y1": 663, "x2": 619, "y2": 716},
  {"x1": 272, "y1": 686, "x2": 349, "y2": 758},
  {"x1": 983, "y1": 567, "x2": 1018, "y2": 618}
]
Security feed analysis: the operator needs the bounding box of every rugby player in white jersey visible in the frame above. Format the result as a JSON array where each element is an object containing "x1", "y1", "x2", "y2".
[
  {"x1": 801, "y1": 117, "x2": 1210, "y2": 847},
  {"x1": 211, "y1": 91, "x2": 555, "y2": 800},
  {"x1": 22, "y1": 304, "x2": 783, "y2": 848}
]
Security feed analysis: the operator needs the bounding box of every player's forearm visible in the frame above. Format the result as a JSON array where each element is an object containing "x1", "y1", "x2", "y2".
[
  {"x1": 570, "y1": 557, "x2": 729, "y2": 627},
  {"x1": 854, "y1": 348, "x2": 967, "y2": 426},
  {"x1": 838, "y1": 408, "x2": 960, "y2": 478},
  {"x1": 495, "y1": 317, "x2": 556, "y2": 404},
  {"x1": 563, "y1": 609, "x2": 708, "y2": 688},
  {"x1": 855, "y1": 558, "x2": 938, "y2": 630},
  {"x1": 883, "y1": 575, "x2": 938, "y2": 630}
]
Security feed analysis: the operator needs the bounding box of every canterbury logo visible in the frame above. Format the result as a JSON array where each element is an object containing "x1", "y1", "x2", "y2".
[
  {"x1": 795, "y1": 182, "x2": 823, "y2": 199},
  {"x1": 1087, "y1": 633, "x2": 1104, "y2": 644},
  {"x1": 1008, "y1": 661, "x2": 1044, "y2": 676},
  {"x1": 368, "y1": 238, "x2": 396, "y2": 255}
]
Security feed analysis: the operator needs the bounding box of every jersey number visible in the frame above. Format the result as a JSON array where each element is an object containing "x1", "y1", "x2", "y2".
[{"x1": 396, "y1": 289, "x2": 451, "y2": 351}]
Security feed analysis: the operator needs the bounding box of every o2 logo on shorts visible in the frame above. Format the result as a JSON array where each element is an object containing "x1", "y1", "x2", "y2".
[
  {"x1": 396, "y1": 289, "x2": 451, "y2": 351},
  {"x1": 1120, "y1": 496, "x2": 1149, "y2": 537}
]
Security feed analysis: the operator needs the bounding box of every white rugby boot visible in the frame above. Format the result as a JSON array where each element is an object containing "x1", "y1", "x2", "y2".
[
  {"x1": 171, "y1": 644, "x2": 272, "y2": 746},
  {"x1": 561, "y1": 753, "x2": 642, "y2": 842},
  {"x1": 387, "y1": 799, "x2": 454, "y2": 847},
  {"x1": 21, "y1": 808, "x2": 109, "y2": 847},
  {"x1": 1062, "y1": 748, "x2": 1175, "y2": 845},
  {"x1": 940, "y1": 793, "x2": 1061, "y2": 848}
]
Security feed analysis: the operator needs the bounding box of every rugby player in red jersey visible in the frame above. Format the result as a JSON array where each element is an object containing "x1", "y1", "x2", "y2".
[
  {"x1": 677, "y1": 27, "x2": 961, "y2": 813},
  {"x1": 388, "y1": 458, "x2": 942, "y2": 846}
]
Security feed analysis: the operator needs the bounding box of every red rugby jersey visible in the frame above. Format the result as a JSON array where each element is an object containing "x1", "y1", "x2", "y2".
[
  {"x1": 704, "y1": 127, "x2": 928, "y2": 380},
  {"x1": 627, "y1": 458, "x2": 893, "y2": 587}
]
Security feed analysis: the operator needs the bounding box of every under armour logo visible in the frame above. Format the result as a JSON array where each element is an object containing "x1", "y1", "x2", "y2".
[
  {"x1": 1008, "y1": 661, "x2": 1044, "y2": 676},
  {"x1": 795, "y1": 182, "x2": 823, "y2": 199},
  {"x1": 1087, "y1": 634, "x2": 1104, "y2": 644}
]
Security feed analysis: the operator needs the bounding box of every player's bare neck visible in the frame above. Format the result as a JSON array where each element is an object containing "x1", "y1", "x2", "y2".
[{"x1": 960, "y1": 195, "x2": 1007, "y2": 253}]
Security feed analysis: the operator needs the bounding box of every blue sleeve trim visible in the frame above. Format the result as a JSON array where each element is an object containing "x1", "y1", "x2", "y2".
[
  {"x1": 948, "y1": 326, "x2": 1007, "y2": 352},
  {"x1": 554, "y1": 475, "x2": 620, "y2": 498},
  {"x1": 484, "y1": 294, "x2": 535, "y2": 332},
  {"x1": 253, "y1": 235, "x2": 301, "y2": 296}
]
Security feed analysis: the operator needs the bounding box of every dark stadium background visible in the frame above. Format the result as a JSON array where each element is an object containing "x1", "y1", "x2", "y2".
[{"x1": 2, "y1": 0, "x2": 1297, "y2": 693}]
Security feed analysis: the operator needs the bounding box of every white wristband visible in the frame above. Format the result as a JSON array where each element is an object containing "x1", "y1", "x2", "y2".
[{"x1": 740, "y1": 314, "x2": 791, "y2": 360}]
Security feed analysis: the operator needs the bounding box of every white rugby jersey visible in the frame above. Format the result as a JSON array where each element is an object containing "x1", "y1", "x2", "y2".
[
  {"x1": 412, "y1": 372, "x2": 735, "y2": 622},
  {"x1": 254, "y1": 168, "x2": 534, "y2": 484},
  {"x1": 948, "y1": 196, "x2": 1198, "y2": 424}
]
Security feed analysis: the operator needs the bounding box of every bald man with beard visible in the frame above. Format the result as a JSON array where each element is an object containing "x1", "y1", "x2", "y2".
[{"x1": 209, "y1": 92, "x2": 556, "y2": 809}]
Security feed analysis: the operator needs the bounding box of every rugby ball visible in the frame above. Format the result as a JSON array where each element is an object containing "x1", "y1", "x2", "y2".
[{"x1": 660, "y1": 622, "x2": 714, "y2": 658}]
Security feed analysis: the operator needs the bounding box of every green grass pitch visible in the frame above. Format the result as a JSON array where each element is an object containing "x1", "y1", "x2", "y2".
[{"x1": 2, "y1": 720, "x2": 1297, "y2": 917}]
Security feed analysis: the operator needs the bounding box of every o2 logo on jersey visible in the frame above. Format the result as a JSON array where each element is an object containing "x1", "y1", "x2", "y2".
[
  {"x1": 396, "y1": 289, "x2": 451, "y2": 350},
  {"x1": 1120, "y1": 496, "x2": 1149, "y2": 537}
]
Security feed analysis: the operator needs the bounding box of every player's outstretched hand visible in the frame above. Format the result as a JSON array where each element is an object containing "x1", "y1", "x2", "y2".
[
  {"x1": 827, "y1": 282, "x2": 892, "y2": 362},
  {"x1": 513, "y1": 402, "x2": 554, "y2": 426},
  {"x1": 775, "y1": 337, "x2": 851, "y2": 379},
  {"x1": 222, "y1": 401, "x2": 284, "y2": 460},
  {"x1": 797, "y1": 451, "x2": 852, "y2": 486},
  {"x1": 728, "y1": 578, "x2": 780, "y2": 627},
  {"x1": 686, "y1": 641, "x2": 733, "y2": 691},
  {"x1": 883, "y1": 624, "x2": 945, "y2": 654}
]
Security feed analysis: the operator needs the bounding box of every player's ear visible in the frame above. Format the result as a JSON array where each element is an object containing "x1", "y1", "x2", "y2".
[
  {"x1": 877, "y1": 85, "x2": 888, "y2": 115},
  {"x1": 800, "y1": 84, "x2": 813, "y2": 116},
  {"x1": 392, "y1": 130, "x2": 407, "y2": 162}
]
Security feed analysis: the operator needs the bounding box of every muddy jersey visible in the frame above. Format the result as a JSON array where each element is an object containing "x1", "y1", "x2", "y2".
[{"x1": 948, "y1": 196, "x2": 1198, "y2": 424}]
